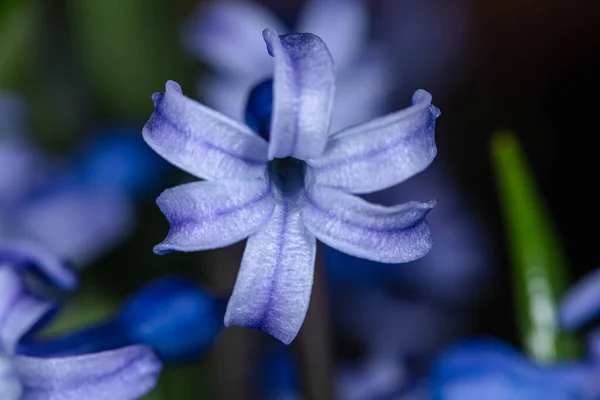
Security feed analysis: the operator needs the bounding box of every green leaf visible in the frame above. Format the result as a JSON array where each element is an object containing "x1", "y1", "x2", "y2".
[
  {"x1": 0, "y1": 0, "x2": 35, "y2": 88},
  {"x1": 66, "y1": 0, "x2": 187, "y2": 117},
  {"x1": 490, "y1": 130, "x2": 580, "y2": 363}
]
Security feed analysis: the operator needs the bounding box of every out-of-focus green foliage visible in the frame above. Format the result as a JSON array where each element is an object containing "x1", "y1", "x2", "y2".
[
  {"x1": 0, "y1": 0, "x2": 35, "y2": 89},
  {"x1": 491, "y1": 130, "x2": 580, "y2": 363},
  {"x1": 66, "y1": 0, "x2": 187, "y2": 118}
]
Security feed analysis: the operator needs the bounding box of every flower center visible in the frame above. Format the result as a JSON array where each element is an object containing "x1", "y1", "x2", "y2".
[
  {"x1": 0, "y1": 351, "x2": 23, "y2": 400},
  {"x1": 269, "y1": 157, "x2": 307, "y2": 200},
  {"x1": 245, "y1": 78, "x2": 274, "y2": 141}
]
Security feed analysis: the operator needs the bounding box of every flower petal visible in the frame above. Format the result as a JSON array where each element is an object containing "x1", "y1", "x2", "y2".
[
  {"x1": 0, "y1": 241, "x2": 76, "y2": 291},
  {"x1": 143, "y1": 81, "x2": 268, "y2": 180},
  {"x1": 16, "y1": 345, "x2": 161, "y2": 400},
  {"x1": 560, "y1": 268, "x2": 600, "y2": 330},
  {"x1": 303, "y1": 186, "x2": 435, "y2": 263},
  {"x1": 224, "y1": 201, "x2": 316, "y2": 344},
  {"x1": 15, "y1": 189, "x2": 134, "y2": 265},
  {"x1": 0, "y1": 268, "x2": 54, "y2": 353},
  {"x1": 200, "y1": 76, "x2": 252, "y2": 123},
  {"x1": 263, "y1": 29, "x2": 335, "y2": 161},
  {"x1": 182, "y1": 1, "x2": 282, "y2": 78},
  {"x1": 154, "y1": 179, "x2": 275, "y2": 255},
  {"x1": 298, "y1": 0, "x2": 368, "y2": 69},
  {"x1": 330, "y1": 51, "x2": 393, "y2": 132},
  {"x1": 309, "y1": 90, "x2": 439, "y2": 194},
  {"x1": 0, "y1": 350, "x2": 23, "y2": 400}
]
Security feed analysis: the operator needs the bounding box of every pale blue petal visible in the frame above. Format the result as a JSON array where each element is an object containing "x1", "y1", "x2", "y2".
[
  {"x1": 0, "y1": 142, "x2": 50, "y2": 208},
  {"x1": 0, "y1": 268, "x2": 54, "y2": 353},
  {"x1": 309, "y1": 90, "x2": 439, "y2": 194},
  {"x1": 143, "y1": 81, "x2": 268, "y2": 180},
  {"x1": 0, "y1": 350, "x2": 22, "y2": 400},
  {"x1": 183, "y1": 1, "x2": 281, "y2": 78},
  {"x1": 154, "y1": 179, "x2": 275, "y2": 255},
  {"x1": 16, "y1": 345, "x2": 161, "y2": 400},
  {"x1": 0, "y1": 241, "x2": 76, "y2": 290},
  {"x1": 298, "y1": 0, "x2": 368, "y2": 69},
  {"x1": 15, "y1": 189, "x2": 134, "y2": 265},
  {"x1": 302, "y1": 186, "x2": 435, "y2": 263},
  {"x1": 263, "y1": 29, "x2": 335, "y2": 161},
  {"x1": 224, "y1": 201, "x2": 316, "y2": 344},
  {"x1": 331, "y1": 51, "x2": 393, "y2": 132},
  {"x1": 560, "y1": 268, "x2": 600, "y2": 330},
  {"x1": 199, "y1": 76, "x2": 251, "y2": 123}
]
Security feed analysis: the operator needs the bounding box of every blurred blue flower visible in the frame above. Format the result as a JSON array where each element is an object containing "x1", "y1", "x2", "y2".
[
  {"x1": 19, "y1": 275, "x2": 223, "y2": 364},
  {"x1": 326, "y1": 162, "x2": 490, "y2": 303},
  {"x1": 183, "y1": 0, "x2": 392, "y2": 132},
  {"x1": 144, "y1": 30, "x2": 439, "y2": 344},
  {"x1": 430, "y1": 268, "x2": 600, "y2": 400},
  {"x1": 66, "y1": 126, "x2": 170, "y2": 200},
  {"x1": 431, "y1": 339, "x2": 599, "y2": 400},
  {"x1": 0, "y1": 241, "x2": 161, "y2": 400},
  {"x1": 0, "y1": 95, "x2": 169, "y2": 265}
]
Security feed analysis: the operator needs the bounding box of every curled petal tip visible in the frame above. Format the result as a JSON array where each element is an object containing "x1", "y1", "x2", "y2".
[
  {"x1": 165, "y1": 80, "x2": 182, "y2": 93},
  {"x1": 151, "y1": 92, "x2": 163, "y2": 105}
]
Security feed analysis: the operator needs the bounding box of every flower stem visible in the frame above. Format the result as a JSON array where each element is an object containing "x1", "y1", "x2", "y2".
[
  {"x1": 294, "y1": 244, "x2": 335, "y2": 400},
  {"x1": 204, "y1": 243, "x2": 259, "y2": 399}
]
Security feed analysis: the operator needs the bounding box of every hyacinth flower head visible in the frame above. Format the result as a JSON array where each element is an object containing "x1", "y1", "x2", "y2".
[
  {"x1": 183, "y1": 0, "x2": 391, "y2": 132},
  {"x1": 0, "y1": 241, "x2": 161, "y2": 400},
  {"x1": 144, "y1": 29, "x2": 439, "y2": 344}
]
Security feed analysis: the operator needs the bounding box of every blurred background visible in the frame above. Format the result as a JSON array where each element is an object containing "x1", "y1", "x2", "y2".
[{"x1": 1, "y1": 0, "x2": 600, "y2": 398}]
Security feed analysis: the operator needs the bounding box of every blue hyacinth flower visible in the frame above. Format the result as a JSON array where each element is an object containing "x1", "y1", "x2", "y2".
[
  {"x1": 19, "y1": 275, "x2": 223, "y2": 364},
  {"x1": 183, "y1": 0, "x2": 392, "y2": 132},
  {"x1": 431, "y1": 267, "x2": 600, "y2": 400},
  {"x1": 0, "y1": 95, "x2": 168, "y2": 265},
  {"x1": 144, "y1": 29, "x2": 439, "y2": 344},
  {"x1": 431, "y1": 338, "x2": 599, "y2": 400},
  {"x1": 0, "y1": 241, "x2": 161, "y2": 400}
]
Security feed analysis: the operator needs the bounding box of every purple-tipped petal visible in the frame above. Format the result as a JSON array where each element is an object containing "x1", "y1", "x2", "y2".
[
  {"x1": 143, "y1": 81, "x2": 268, "y2": 180},
  {"x1": 303, "y1": 186, "x2": 435, "y2": 263},
  {"x1": 15, "y1": 345, "x2": 161, "y2": 400},
  {"x1": 309, "y1": 90, "x2": 439, "y2": 194},
  {"x1": 263, "y1": 29, "x2": 335, "y2": 161},
  {"x1": 154, "y1": 179, "x2": 275, "y2": 255},
  {"x1": 183, "y1": 1, "x2": 282, "y2": 78},
  {"x1": 16, "y1": 190, "x2": 134, "y2": 265},
  {"x1": 0, "y1": 241, "x2": 76, "y2": 291},
  {"x1": 0, "y1": 268, "x2": 54, "y2": 353},
  {"x1": 560, "y1": 268, "x2": 600, "y2": 330},
  {"x1": 224, "y1": 202, "x2": 316, "y2": 344},
  {"x1": 298, "y1": 0, "x2": 368, "y2": 69}
]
